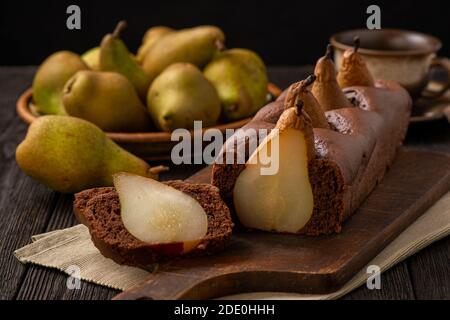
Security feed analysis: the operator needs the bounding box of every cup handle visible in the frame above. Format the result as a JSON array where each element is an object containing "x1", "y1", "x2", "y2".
[{"x1": 421, "y1": 57, "x2": 450, "y2": 99}]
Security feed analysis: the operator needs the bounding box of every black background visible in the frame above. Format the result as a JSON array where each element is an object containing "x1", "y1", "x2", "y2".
[{"x1": 1, "y1": 0, "x2": 449, "y2": 66}]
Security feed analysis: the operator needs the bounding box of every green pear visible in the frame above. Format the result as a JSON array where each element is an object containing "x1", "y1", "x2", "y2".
[
  {"x1": 81, "y1": 47, "x2": 101, "y2": 70},
  {"x1": 136, "y1": 26, "x2": 174, "y2": 64},
  {"x1": 147, "y1": 63, "x2": 221, "y2": 131},
  {"x1": 32, "y1": 51, "x2": 88, "y2": 115},
  {"x1": 204, "y1": 48, "x2": 268, "y2": 121},
  {"x1": 142, "y1": 26, "x2": 225, "y2": 82},
  {"x1": 16, "y1": 116, "x2": 166, "y2": 193},
  {"x1": 83, "y1": 46, "x2": 137, "y2": 70},
  {"x1": 100, "y1": 21, "x2": 150, "y2": 99},
  {"x1": 63, "y1": 70, "x2": 152, "y2": 132}
]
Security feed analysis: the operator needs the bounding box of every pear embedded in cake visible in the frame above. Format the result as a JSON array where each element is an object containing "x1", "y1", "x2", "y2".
[{"x1": 233, "y1": 109, "x2": 314, "y2": 233}]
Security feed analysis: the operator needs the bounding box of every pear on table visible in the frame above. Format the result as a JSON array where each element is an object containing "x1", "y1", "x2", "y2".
[
  {"x1": 233, "y1": 97, "x2": 315, "y2": 233},
  {"x1": 284, "y1": 75, "x2": 330, "y2": 129},
  {"x1": 337, "y1": 37, "x2": 375, "y2": 88},
  {"x1": 114, "y1": 173, "x2": 208, "y2": 253},
  {"x1": 312, "y1": 44, "x2": 353, "y2": 111},
  {"x1": 15, "y1": 116, "x2": 166, "y2": 193}
]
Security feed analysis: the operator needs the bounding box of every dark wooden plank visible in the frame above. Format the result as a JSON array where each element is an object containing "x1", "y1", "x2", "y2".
[
  {"x1": 0, "y1": 166, "x2": 59, "y2": 300},
  {"x1": 16, "y1": 264, "x2": 118, "y2": 300},
  {"x1": 114, "y1": 150, "x2": 450, "y2": 300},
  {"x1": 343, "y1": 263, "x2": 415, "y2": 300},
  {"x1": 408, "y1": 236, "x2": 450, "y2": 299},
  {"x1": 0, "y1": 67, "x2": 62, "y2": 299}
]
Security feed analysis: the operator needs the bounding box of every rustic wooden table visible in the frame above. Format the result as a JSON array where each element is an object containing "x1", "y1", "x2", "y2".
[{"x1": 0, "y1": 66, "x2": 449, "y2": 300}]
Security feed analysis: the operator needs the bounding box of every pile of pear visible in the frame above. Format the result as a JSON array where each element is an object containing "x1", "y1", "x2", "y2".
[
  {"x1": 32, "y1": 21, "x2": 269, "y2": 132},
  {"x1": 17, "y1": 22, "x2": 270, "y2": 194}
]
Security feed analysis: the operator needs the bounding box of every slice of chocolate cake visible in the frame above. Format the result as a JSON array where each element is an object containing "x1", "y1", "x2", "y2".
[{"x1": 74, "y1": 181, "x2": 233, "y2": 268}]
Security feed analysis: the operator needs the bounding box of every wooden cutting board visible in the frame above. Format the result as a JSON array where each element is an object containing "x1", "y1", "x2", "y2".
[{"x1": 114, "y1": 148, "x2": 450, "y2": 300}]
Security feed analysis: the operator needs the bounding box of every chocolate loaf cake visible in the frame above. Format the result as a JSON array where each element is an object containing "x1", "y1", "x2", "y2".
[
  {"x1": 74, "y1": 181, "x2": 233, "y2": 268},
  {"x1": 212, "y1": 80, "x2": 412, "y2": 235}
]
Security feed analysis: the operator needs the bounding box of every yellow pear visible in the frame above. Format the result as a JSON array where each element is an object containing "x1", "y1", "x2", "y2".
[
  {"x1": 63, "y1": 70, "x2": 152, "y2": 132},
  {"x1": 147, "y1": 63, "x2": 221, "y2": 131},
  {"x1": 136, "y1": 26, "x2": 174, "y2": 64},
  {"x1": 311, "y1": 45, "x2": 353, "y2": 111},
  {"x1": 32, "y1": 51, "x2": 88, "y2": 115},
  {"x1": 142, "y1": 26, "x2": 225, "y2": 82},
  {"x1": 337, "y1": 37, "x2": 375, "y2": 88},
  {"x1": 16, "y1": 116, "x2": 166, "y2": 193},
  {"x1": 100, "y1": 21, "x2": 150, "y2": 99}
]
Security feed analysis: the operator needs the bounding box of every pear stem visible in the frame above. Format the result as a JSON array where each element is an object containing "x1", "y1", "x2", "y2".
[
  {"x1": 149, "y1": 165, "x2": 169, "y2": 175},
  {"x1": 215, "y1": 39, "x2": 225, "y2": 51},
  {"x1": 113, "y1": 20, "x2": 127, "y2": 38},
  {"x1": 353, "y1": 36, "x2": 360, "y2": 53},
  {"x1": 295, "y1": 99, "x2": 304, "y2": 115},
  {"x1": 325, "y1": 44, "x2": 333, "y2": 59},
  {"x1": 301, "y1": 74, "x2": 316, "y2": 90}
]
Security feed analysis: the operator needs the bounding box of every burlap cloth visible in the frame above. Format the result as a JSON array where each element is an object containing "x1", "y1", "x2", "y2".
[{"x1": 14, "y1": 191, "x2": 450, "y2": 299}]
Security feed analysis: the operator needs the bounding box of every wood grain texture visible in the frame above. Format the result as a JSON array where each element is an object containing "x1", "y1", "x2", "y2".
[
  {"x1": 115, "y1": 149, "x2": 450, "y2": 300},
  {"x1": 408, "y1": 237, "x2": 450, "y2": 299},
  {"x1": 0, "y1": 67, "x2": 62, "y2": 299},
  {"x1": 0, "y1": 66, "x2": 449, "y2": 300}
]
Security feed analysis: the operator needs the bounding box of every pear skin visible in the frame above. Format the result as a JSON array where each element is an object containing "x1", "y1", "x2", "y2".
[
  {"x1": 15, "y1": 116, "x2": 166, "y2": 193},
  {"x1": 204, "y1": 48, "x2": 269, "y2": 121},
  {"x1": 100, "y1": 21, "x2": 150, "y2": 99},
  {"x1": 81, "y1": 47, "x2": 101, "y2": 70},
  {"x1": 284, "y1": 75, "x2": 330, "y2": 129},
  {"x1": 63, "y1": 70, "x2": 152, "y2": 132},
  {"x1": 83, "y1": 46, "x2": 137, "y2": 71},
  {"x1": 136, "y1": 26, "x2": 174, "y2": 64},
  {"x1": 147, "y1": 63, "x2": 221, "y2": 131},
  {"x1": 142, "y1": 26, "x2": 225, "y2": 82},
  {"x1": 337, "y1": 37, "x2": 375, "y2": 88},
  {"x1": 311, "y1": 45, "x2": 353, "y2": 111},
  {"x1": 32, "y1": 51, "x2": 88, "y2": 115}
]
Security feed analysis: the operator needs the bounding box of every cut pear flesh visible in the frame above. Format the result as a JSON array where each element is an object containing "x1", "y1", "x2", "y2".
[
  {"x1": 233, "y1": 128, "x2": 314, "y2": 233},
  {"x1": 114, "y1": 173, "x2": 208, "y2": 250}
]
